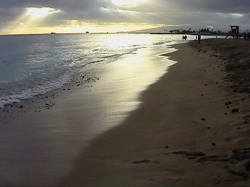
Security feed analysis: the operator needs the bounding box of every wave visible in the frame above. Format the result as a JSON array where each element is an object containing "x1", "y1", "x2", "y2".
[
  {"x1": 0, "y1": 73, "x2": 71, "y2": 108},
  {"x1": 153, "y1": 41, "x2": 166, "y2": 45},
  {"x1": 0, "y1": 34, "x2": 172, "y2": 108}
]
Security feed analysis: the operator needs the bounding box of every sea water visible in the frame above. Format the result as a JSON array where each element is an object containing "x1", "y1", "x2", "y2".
[
  {"x1": 0, "y1": 34, "x2": 221, "y2": 108},
  {"x1": 0, "y1": 34, "x2": 178, "y2": 108}
]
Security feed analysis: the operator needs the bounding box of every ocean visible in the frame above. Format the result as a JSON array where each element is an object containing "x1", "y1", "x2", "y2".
[{"x1": 0, "y1": 34, "x2": 178, "y2": 108}]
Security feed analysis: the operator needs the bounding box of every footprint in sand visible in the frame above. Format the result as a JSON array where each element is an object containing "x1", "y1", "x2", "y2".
[{"x1": 132, "y1": 159, "x2": 150, "y2": 164}]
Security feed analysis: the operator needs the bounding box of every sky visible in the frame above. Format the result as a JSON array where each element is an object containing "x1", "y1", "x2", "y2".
[{"x1": 0, "y1": 0, "x2": 250, "y2": 35}]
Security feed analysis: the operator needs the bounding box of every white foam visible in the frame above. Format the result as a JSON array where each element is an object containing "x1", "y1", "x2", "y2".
[{"x1": 0, "y1": 74, "x2": 71, "y2": 108}]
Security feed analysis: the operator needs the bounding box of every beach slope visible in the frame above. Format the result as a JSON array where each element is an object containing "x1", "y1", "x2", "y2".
[{"x1": 60, "y1": 39, "x2": 250, "y2": 187}]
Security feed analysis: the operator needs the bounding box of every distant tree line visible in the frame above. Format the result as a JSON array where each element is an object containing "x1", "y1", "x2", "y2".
[{"x1": 165, "y1": 28, "x2": 226, "y2": 35}]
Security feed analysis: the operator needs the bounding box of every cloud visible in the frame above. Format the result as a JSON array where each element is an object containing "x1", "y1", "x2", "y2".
[
  {"x1": 139, "y1": 0, "x2": 250, "y2": 14},
  {"x1": 0, "y1": 0, "x2": 250, "y2": 34}
]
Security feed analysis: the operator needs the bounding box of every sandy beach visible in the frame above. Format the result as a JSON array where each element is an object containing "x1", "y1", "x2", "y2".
[
  {"x1": 0, "y1": 43, "x2": 176, "y2": 186},
  {"x1": 59, "y1": 39, "x2": 250, "y2": 187},
  {"x1": 1, "y1": 38, "x2": 250, "y2": 187}
]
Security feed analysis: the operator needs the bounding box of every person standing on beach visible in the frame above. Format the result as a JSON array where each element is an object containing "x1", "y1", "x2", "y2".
[
  {"x1": 244, "y1": 32, "x2": 247, "y2": 40},
  {"x1": 198, "y1": 33, "x2": 201, "y2": 44}
]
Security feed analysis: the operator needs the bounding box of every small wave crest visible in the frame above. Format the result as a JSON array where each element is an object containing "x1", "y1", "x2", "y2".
[
  {"x1": 153, "y1": 41, "x2": 166, "y2": 45},
  {"x1": 0, "y1": 74, "x2": 71, "y2": 108}
]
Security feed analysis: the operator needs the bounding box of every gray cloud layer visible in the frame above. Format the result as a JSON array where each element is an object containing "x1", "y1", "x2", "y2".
[{"x1": 0, "y1": 0, "x2": 250, "y2": 32}]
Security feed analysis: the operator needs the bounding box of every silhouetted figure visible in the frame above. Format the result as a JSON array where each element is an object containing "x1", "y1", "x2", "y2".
[
  {"x1": 182, "y1": 35, "x2": 187, "y2": 41},
  {"x1": 198, "y1": 34, "x2": 201, "y2": 44},
  {"x1": 244, "y1": 32, "x2": 247, "y2": 40}
]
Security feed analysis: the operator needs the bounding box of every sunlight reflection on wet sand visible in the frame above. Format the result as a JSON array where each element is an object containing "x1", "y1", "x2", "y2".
[{"x1": 0, "y1": 43, "x2": 178, "y2": 186}]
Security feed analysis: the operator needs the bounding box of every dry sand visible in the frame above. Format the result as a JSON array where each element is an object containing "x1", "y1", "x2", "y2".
[{"x1": 59, "y1": 39, "x2": 250, "y2": 187}]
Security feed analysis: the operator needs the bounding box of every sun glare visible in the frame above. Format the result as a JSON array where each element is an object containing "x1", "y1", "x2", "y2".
[
  {"x1": 111, "y1": 0, "x2": 145, "y2": 6},
  {"x1": 26, "y1": 7, "x2": 60, "y2": 17}
]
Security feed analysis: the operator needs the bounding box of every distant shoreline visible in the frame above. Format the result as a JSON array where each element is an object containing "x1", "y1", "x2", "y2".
[
  {"x1": 149, "y1": 32, "x2": 227, "y2": 36},
  {"x1": 0, "y1": 32, "x2": 229, "y2": 37}
]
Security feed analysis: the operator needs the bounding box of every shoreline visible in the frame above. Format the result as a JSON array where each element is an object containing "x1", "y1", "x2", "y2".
[
  {"x1": 1, "y1": 38, "x2": 250, "y2": 186},
  {"x1": 60, "y1": 39, "x2": 250, "y2": 186},
  {"x1": 0, "y1": 44, "x2": 176, "y2": 186}
]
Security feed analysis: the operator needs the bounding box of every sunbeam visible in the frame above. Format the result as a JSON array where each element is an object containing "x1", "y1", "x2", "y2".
[{"x1": 1, "y1": 7, "x2": 61, "y2": 35}]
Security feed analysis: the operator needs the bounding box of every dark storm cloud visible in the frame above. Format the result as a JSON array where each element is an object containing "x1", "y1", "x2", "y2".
[
  {"x1": 118, "y1": 0, "x2": 250, "y2": 14},
  {"x1": 0, "y1": 0, "x2": 248, "y2": 16},
  {"x1": 1, "y1": 0, "x2": 250, "y2": 16},
  {"x1": 175, "y1": 0, "x2": 250, "y2": 14}
]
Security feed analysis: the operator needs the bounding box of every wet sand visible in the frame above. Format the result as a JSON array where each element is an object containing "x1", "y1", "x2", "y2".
[
  {"x1": 1, "y1": 38, "x2": 250, "y2": 187},
  {"x1": 59, "y1": 39, "x2": 250, "y2": 187},
  {"x1": 0, "y1": 44, "x2": 176, "y2": 186}
]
